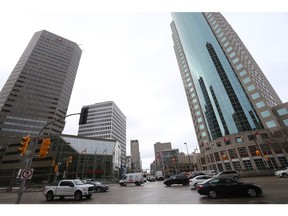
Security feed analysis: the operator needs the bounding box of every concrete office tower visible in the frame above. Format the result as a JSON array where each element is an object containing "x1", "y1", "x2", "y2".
[
  {"x1": 78, "y1": 101, "x2": 127, "y2": 165},
  {"x1": 154, "y1": 142, "x2": 172, "y2": 157},
  {"x1": 0, "y1": 30, "x2": 82, "y2": 137},
  {"x1": 130, "y1": 140, "x2": 142, "y2": 172},
  {"x1": 171, "y1": 13, "x2": 288, "y2": 171}
]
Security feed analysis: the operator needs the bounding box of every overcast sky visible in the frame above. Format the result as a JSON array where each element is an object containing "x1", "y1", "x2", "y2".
[{"x1": 1, "y1": 1, "x2": 288, "y2": 171}]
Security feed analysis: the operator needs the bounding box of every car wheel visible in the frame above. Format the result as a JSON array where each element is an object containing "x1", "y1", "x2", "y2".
[
  {"x1": 247, "y1": 188, "x2": 257, "y2": 197},
  {"x1": 208, "y1": 190, "x2": 217, "y2": 199},
  {"x1": 120, "y1": 183, "x2": 124, "y2": 186},
  {"x1": 74, "y1": 190, "x2": 82, "y2": 201},
  {"x1": 86, "y1": 195, "x2": 92, "y2": 199},
  {"x1": 282, "y1": 173, "x2": 288, "y2": 178},
  {"x1": 96, "y1": 187, "x2": 101, "y2": 193},
  {"x1": 46, "y1": 191, "x2": 54, "y2": 201}
]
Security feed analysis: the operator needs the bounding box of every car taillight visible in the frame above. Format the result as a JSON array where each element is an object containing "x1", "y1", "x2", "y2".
[{"x1": 197, "y1": 185, "x2": 203, "y2": 189}]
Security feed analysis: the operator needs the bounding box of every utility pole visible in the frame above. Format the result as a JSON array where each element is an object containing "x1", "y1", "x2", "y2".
[
  {"x1": 184, "y1": 143, "x2": 192, "y2": 171},
  {"x1": 15, "y1": 113, "x2": 80, "y2": 204}
]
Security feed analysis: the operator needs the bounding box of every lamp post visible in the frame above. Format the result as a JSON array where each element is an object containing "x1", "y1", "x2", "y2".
[{"x1": 184, "y1": 143, "x2": 192, "y2": 171}]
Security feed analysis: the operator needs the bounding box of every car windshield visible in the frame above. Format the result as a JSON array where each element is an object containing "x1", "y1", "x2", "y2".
[{"x1": 73, "y1": 180, "x2": 85, "y2": 185}]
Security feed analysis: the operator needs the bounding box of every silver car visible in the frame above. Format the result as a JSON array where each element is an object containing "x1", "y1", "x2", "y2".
[{"x1": 213, "y1": 170, "x2": 240, "y2": 180}]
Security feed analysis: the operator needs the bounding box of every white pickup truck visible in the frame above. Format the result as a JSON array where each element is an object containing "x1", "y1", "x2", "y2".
[{"x1": 43, "y1": 179, "x2": 94, "y2": 201}]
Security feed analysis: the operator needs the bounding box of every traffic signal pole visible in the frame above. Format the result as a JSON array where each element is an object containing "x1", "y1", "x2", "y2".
[{"x1": 15, "y1": 113, "x2": 80, "y2": 204}]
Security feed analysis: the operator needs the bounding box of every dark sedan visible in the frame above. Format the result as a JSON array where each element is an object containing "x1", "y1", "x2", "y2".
[
  {"x1": 89, "y1": 181, "x2": 109, "y2": 193},
  {"x1": 196, "y1": 177, "x2": 262, "y2": 199},
  {"x1": 163, "y1": 174, "x2": 189, "y2": 186}
]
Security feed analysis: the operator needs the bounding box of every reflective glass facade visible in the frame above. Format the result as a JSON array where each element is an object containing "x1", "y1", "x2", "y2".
[{"x1": 171, "y1": 13, "x2": 263, "y2": 142}]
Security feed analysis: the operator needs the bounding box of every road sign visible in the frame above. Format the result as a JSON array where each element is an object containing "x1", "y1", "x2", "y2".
[{"x1": 20, "y1": 168, "x2": 34, "y2": 179}]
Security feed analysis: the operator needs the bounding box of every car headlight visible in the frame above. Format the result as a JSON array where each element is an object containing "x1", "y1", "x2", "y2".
[{"x1": 83, "y1": 187, "x2": 88, "y2": 190}]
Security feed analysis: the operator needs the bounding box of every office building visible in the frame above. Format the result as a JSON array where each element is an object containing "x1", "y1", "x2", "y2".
[
  {"x1": 78, "y1": 101, "x2": 126, "y2": 165},
  {"x1": 0, "y1": 30, "x2": 82, "y2": 137},
  {"x1": 130, "y1": 140, "x2": 141, "y2": 172},
  {"x1": 171, "y1": 12, "x2": 288, "y2": 172}
]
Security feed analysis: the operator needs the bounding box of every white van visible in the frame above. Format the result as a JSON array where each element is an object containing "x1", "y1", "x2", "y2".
[{"x1": 119, "y1": 173, "x2": 145, "y2": 186}]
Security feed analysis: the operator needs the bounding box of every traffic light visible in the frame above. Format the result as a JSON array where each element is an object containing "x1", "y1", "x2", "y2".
[
  {"x1": 69, "y1": 156, "x2": 72, "y2": 163},
  {"x1": 39, "y1": 138, "x2": 51, "y2": 158},
  {"x1": 18, "y1": 135, "x2": 30, "y2": 156}
]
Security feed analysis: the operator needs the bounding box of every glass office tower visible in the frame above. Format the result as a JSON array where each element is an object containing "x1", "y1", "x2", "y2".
[
  {"x1": 0, "y1": 30, "x2": 82, "y2": 137},
  {"x1": 171, "y1": 13, "x2": 288, "y2": 172}
]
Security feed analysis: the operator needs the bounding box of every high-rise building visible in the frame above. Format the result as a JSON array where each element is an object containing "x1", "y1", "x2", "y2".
[
  {"x1": 78, "y1": 101, "x2": 127, "y2": 165},
  {"x1": 171, "y1": 13, "x2": 288, "y2": 172},
  {"x1": 130, "y1": 140, "x2": 141, "y2": 172},
  {"x1": 0, "y1": 30, "x2": 82, "y2": 137}
]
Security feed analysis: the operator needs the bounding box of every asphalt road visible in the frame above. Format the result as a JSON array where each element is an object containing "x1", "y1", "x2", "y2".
[{"x1": 0, "y1": 176, "x2": 287, "y2": 204}]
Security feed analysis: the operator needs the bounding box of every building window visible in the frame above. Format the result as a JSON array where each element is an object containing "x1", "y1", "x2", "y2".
[
  {"x1": 283, "y1": 119, "x2": 288, "y2": 126},
  {"x1": 214, "y1": 152, "x2": 220, "y2": 161},
  {"x1": 266, "y1": 120, "x2": 277, "y2": 128},
  {"x1": 278, "y1": 156, "x2": 288, "y2": 167},
  {"x1": 216, "y1": 28, "x2": 221, "y2": 33},
  {"x1": 235, "y1": 137, "x2": 244, "y2": 143},
  {"x1": 254, "y1": 158, "x2": 267, "y2": 170},
  {"x1": 229, "y1": 52, "x2": 236, "y2": 58},
  {"x1": 256, "y1": 101, "x2": 265, "y2": 108},
  {"x1": 243, "y1": 160, "x2": 254, "y2": 171},
  {"x1": 219, "y1": 32, "x2": 224, "y2": 38},
  {"x1": 236, "y1": 63, "x2": 243, "y2": 70},
  {"x1": 232, "y1": 161, "x2": 242, "y2": 171},
  {"x1": 232, "y1": 58, "x2": 239, "y2": 64},
  {"x1": 239, "y1": 70, "x2": 247, "y2": 77},
  {"x1": 199, "y1": 124, "x2": 204, "y2": 129},
  {"x1": 260, "y1": 110, "x2": 270, "y2": 118},
  {"x1": 238, "y1": 147, "x2": 248, "y2": 157},
  {"x1": 228, "y1": 149, "x2": 237, "y2": 159},
  {"x1": 216, "y1": 142, "x2": 221, "y2": 147},
  {"x1": 243, "y1": 77, "x2": 251, "y2": 84},
  {"x1": 226, "y1": 46, "x2": 232, "y2": 52},
  {"x1": 248, "y1": 146, "x2": 258, "y2": 156},
  {"x1": 224, "y1": 162, "x2": 232, "y2": 170},
  {"x1": 247, "y1": 84, "x2": 255, "y2": 92},
  {"x1": 224, "y1": 137, "x2": 231, "y2": 145},
  {"x1": 217, "y1": 163, "x2": 224, "y2": 171},
  {"x1": 221, "y1": 37, "x2": 227, "y2": 42},
  {"x1": 277, "y1": 108, "x2": 288, "y2": 116},
  {"x1": 224, "y1": 42, "x2": 230, "y2": 47},
  {"x1": 260, "y1": 133, "x2": 269, "y2": 139},
  {"x1": 251, "y1": 92, "x2": 260, "y2": 100}
]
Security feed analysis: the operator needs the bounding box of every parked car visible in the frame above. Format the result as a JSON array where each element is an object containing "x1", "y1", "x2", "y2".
[
  {"x1": 89, "y1": 181, "x2": 109, "y2": 192},
  {"x1": 189, "y1": 171, "x2": 206, "y2": 178},
  {"x1": 146, "y1": 175, "x2": 156, "y2": 182},
  {"x1": 189, "y1": 175, "x2": 211, "y2": 190},
  {"x1": 213, "y1": 170, "x2": 240, "y2": 180},
  {"x1": 196, "y1": 177, "x2": 263, "y2": 199},
  {"x1": 163, "y1": 173, "x2": 189, "y2": 186},
  {"x1": 274, "y1": 167, "x2": 288, "y2": 178}
]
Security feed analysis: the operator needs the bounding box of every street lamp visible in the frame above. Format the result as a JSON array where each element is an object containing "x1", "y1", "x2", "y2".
[{"x1": 184, "y1": 143, "x2": 192, "y2": 171}]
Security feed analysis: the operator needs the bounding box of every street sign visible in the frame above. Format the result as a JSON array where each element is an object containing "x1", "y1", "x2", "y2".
[{"x1": 20, "y1": 168, "x2": 34, "y2": 179}]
